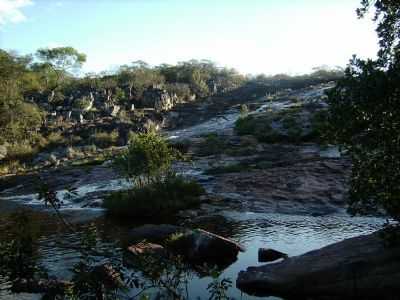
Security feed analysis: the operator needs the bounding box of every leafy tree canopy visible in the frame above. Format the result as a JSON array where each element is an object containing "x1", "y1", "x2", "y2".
[{"x1": 327, "y1": 0, "x2": 400, "y2": 220}]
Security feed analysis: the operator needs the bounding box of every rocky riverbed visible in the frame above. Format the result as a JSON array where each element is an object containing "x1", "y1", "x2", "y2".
[{"x1": 0, "y1": 83, "x2": 393, "y2": 299}]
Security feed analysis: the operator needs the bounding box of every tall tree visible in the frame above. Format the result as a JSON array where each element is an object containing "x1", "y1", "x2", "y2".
[
  {"x1": 327, "y1": 1, "x2": 400, "y2": 220},
  {"x1": 35, "y1": 47, "x2": 86, "y2": 102}
]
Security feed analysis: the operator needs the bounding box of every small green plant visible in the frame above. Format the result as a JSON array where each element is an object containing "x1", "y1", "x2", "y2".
[
  {"x1": 0, "y1": 211, "x2": 41, "y2": 283},
  {"x1": 207, "y1": 268, "x2": 232, "y2": 300},
  {"x1": 239, "y1": 104, "x2": 249, "y2": 118},
  {"x1": 104, "y1": 172, "x2": 203, "y2": 218},
  {"x1": 5, "y1": 142, "x2": 37, "y2": 161},
  {"x1": 197, "y1": 133, "x2": 228, "y2": 156},
  {"x1": 90, "y1": 130, "x2": 119, "y2": 148}
]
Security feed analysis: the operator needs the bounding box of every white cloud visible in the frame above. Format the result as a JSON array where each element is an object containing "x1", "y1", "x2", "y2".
[{"x1": 0, "y1": 0, "x2": 33, "y2": 26}]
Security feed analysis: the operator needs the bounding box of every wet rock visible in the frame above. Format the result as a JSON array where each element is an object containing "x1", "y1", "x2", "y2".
[
  {"x1": 124, "y1": 242, "x2": 167, "y2": 267},
  {"x1": 128, "y1": 224, "x2": 186, "y2": 243},
  {"x1": 237, "y1": 231, "x2": 400, "y2": 299},
  {"x1": 127, "y1": 242, "x2": 165, "y2": 256},
  {"x1": 258, "y1": 248, "x2": 288, "y2": 262},
  {"x1": 170, "y1": 228, "x2": 245, "y2": 266},
  {"x1": 128, "y1": 224, "x2": 244, "y2": 266}
]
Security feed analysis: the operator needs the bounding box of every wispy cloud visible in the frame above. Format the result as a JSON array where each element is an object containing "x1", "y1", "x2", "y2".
[{"x1": 0, "y1": 0, "x2": 33, "y2": 26}]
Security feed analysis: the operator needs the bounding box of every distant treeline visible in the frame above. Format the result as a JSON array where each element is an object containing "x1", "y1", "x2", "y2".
[{"x1": 0, "y1": 46, "x2": 343, "y2": 154}]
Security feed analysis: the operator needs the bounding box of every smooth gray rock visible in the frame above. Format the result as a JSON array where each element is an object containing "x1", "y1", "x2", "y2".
[{"x1": 237, "y1": 231, "x2": 400, "y2": 299}]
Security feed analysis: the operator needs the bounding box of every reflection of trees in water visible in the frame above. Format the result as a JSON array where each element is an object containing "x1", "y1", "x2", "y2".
[{"x1": 0, "y1": 212, "x2": 232, "y2": 299}]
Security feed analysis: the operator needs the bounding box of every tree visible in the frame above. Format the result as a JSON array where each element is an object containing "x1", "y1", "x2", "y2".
[
  {"x1": 0, "y1": 50, "x2": 43, "y2": 144},
  {"x1": 35, "y1": 47, "x2": 86, "y2": 102},
  {"x1": 327, "y1": 1, "x2": 400, "y2": 220}
]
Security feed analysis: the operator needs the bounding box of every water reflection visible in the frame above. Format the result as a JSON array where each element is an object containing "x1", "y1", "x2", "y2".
[{"x1": 0, "y1": 208, "x2": 384, "y2": 300}]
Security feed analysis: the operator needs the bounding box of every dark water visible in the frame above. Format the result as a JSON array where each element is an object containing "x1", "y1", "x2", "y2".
[{"x1": 0, "y1": 206, "x2": 385, "y2": 300}]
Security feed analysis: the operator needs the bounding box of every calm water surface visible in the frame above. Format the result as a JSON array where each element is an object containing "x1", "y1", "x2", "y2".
[{"x1": 0, "y1": 206, "x2": 385, "y2": 300}]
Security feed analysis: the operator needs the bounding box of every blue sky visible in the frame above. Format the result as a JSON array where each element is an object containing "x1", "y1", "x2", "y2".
[{"x1": 0, "y1": 0, "x2": 378, "y2": 75}]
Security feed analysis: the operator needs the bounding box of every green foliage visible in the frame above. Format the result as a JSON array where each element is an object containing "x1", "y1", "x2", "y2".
[
  {"x1": 0, "y1": 100, "x2": 43, "y2": 144},
  {"x1": 253, "y1": 66, "x2": 343, "y2": 90},
  {"x1": 207, "y1": 269, "x2": 232, "y2": 300},
  {"x1": 36, "y1": 47, "x2": 86, "y2": 75},
  {"x1": 357, "y1": 0, "x2": 400, "y2": 66},
  {"x1": 197, "y1": 133, "x2": 228, "y2": 156},
  {"x1": 0, "y1": 211, "x2": 41, "y2": 282},
  {"x1": 239, "y1": 104, "x2": 249, "y2": 118},
  {"x1": 234, "y1": 115, "x2": 281, "y2": 143},
  {"x1": 4, "y1": 142, "x2": 37, "y2": 162},
  {"x1": 104, "y1": 172, "x2": 203, "y2": 218},
  {"x1": 114, "y1": 131, "x2": 176, "y2": 186},
  {"x1": 326, "y1": 1, "x2": 400, "y2": 220},
  {"x1": 73, "y1": 96, "x2": 93, "y2": 110},
  {"x1": 66, "y1": 225, "x2": 122, "y2": 300},
  {"x1": 46, "y1": 131, "x2": 67, "y2": 148},
  {"x1": 90, "y1": 130, "x2": 119, "y2": 148}
]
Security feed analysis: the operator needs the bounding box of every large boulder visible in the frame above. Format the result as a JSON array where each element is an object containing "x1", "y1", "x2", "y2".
[
  {"x1": 127, "y1": 224, "x2": 244, "y2": 266},
  {"x1": 237, "y1": 231, "x2": 400, "y2": 299},
  {"x1": 142, "y1": 87, "x2": 176, "y2": 111},
  {"x1": 170, "y1": 228, "x2": 245, "y2": 266}
]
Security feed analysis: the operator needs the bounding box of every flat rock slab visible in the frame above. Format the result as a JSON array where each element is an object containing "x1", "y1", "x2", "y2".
[{"x1": 237, "y1": 230, "x2": 400, "y2": 299}]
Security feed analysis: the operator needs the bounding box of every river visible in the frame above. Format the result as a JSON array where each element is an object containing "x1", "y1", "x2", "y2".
[{"x1": 0, "y1": 84, "x2": 386, "y2": 299}]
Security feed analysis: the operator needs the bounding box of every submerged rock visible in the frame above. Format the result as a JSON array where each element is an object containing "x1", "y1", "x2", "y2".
[
  {"x1": 124, "y1": 242, "x2": 167, "y2": 267},
  {"x1": 237, "y1": 231, "x2": 400, "y2": 299},
  {"x1": 127, "y1": 242, "x2": 165, "y2": 257},
  {"x1": 258, "y1": 248, "x2": 288, "y2": 262}
]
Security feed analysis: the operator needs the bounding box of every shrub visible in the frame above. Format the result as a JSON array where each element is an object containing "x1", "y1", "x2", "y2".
[
  {"x1": 107, "y1": 132, "x2": 204, "y2": 218},
  {"x1": 114, "y1": 131, "x2": 176, "y2": 186},
  {"x1": 234, "y1": 115, "x2": 257, "y2": 136},
  {"x1": 196, "y1": 133, "x2": 228, "y2": 156},
  {"x1": 0, "y1": 160, "x2": 23, "y2": 175},
  {"x1": 6, "y1": 142, "x2": 37, "y2": 161},
  {"x1": 104, "y1": 173, "x2": 203, "y2": 218},
  {"x1": 46, "y1": 131, "x2": 66, "y2": 148},
  {"x1": 90, "y1": 130, "x2": 119, "y2": 148},
  {"x1": 73, "y1": 96, "x2": 92, "y2": 111},
  {"x1": 239, "y1": 104, "x2": 249, "y2": 118}
]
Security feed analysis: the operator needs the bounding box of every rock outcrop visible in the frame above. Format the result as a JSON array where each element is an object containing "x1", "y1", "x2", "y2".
[
  {"x1": 142, "y1": 87, "x2": 176, "y2": 111},
  {"x1": 237, "y1": 231, "x2": 400, "y2": 299}
]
